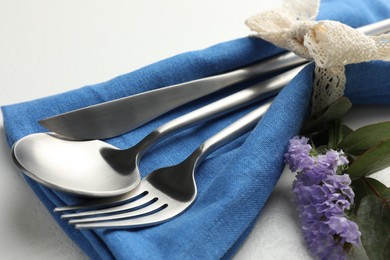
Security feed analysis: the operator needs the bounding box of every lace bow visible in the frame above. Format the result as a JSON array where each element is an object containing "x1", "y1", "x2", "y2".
[{"x1": 246, "y1": 0, "x2": 390, "y2": 114}]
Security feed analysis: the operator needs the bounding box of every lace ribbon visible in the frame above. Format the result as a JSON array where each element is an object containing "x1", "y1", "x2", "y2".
[{"x1": 246, "y1": 0, "x2": 390, "y2": 114}]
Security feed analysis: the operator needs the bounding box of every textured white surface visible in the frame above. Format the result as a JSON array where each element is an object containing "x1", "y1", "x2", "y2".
[{"x1": 0, "y1": 0, "x2": 389, "y2": 259}]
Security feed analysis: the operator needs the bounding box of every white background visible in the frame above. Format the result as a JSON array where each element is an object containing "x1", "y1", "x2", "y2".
[{"x1": 0, "y1": 0, "x2": 389, "y2": 259}]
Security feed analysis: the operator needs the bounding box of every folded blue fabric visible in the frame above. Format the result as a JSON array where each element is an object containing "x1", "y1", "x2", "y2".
[{"x1": 2, "y1": 0, "x2": 390, "y2": 259}]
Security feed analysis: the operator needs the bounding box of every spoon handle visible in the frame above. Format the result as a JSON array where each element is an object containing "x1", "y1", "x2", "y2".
[{"x1": 136, "y1": 65, "x2": 303, "y2": 156}]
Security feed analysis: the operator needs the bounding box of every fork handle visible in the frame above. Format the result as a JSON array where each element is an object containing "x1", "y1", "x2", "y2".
[
  {"x1": 189, "y1": 101, "x2": 272, "y2": 166},
  {"x1": 185, "y1": 19, "x2": 390, "y2": 162}
]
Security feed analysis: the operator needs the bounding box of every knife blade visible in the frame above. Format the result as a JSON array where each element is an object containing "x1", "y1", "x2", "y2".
[
  {"x1": 39, "y1": 52, "x2": 307, "y2": 140},
  {"x1": 39, "y1": 19, "x2": 390, "y2": 140}
]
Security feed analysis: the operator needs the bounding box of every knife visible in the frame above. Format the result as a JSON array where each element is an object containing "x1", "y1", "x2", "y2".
[
  {"x1": 40, "y1": 52, "x2": 307, "y2": 140},
  {"x1": 39, "y1": 19, "x2": 390, "y2": 140}
]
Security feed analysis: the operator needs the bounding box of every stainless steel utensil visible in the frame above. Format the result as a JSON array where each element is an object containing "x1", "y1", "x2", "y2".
[
  {"x1": 39, "y1": 18, "x2": 390, "y2": 140},
  {"x1": 39, "y1": 53, "x2": 305, "y2": 140},
  {"x1": 59, "y1": 101, "x2": 272, "y2": 229},
  {"x1": 12, "y1": 66, "x2": 303, "y2": 197}
]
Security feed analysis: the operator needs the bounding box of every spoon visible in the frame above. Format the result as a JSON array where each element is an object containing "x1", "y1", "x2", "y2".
[
  {"x1": 12, "y1": 133, "x2": 139, "y2": 197},
  {"x1": 11, "y1": 67, "x2": 301, "y2": 197}
]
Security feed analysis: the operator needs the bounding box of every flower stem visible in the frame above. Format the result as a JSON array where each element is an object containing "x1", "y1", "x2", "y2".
[{"x1": 328, "y1": 119, "x2": 343, "y2": 149}]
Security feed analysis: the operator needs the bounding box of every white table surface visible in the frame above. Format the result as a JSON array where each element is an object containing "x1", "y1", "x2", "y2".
[{"x1": 1, "y1": 1, "x2": 389, "y2": 259}]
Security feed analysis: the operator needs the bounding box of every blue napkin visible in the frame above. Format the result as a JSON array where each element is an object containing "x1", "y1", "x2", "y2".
[{"x1": 2, "y1": 0, "x2": 390, "y2": 259}]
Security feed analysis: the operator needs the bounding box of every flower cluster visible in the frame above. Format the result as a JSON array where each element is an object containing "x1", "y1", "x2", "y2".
[{"x1": 285, "y1": 136, "x2": 361, "y2": 260}]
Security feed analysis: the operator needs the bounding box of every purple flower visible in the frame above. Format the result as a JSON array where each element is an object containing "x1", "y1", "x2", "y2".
[
  {"x1": 284, "y1": 136, "x2": 314, "y2": 172},
  {"x1": 285, "y1": 136, "x2": 361, "y2": 260},
  {"x1": 327, "y1": 216, "x2": 361, "y2": 245}
]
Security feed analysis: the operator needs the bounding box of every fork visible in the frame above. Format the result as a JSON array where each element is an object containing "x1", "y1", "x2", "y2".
[
  {"x1": 54, "y1": 65, "x2": 301, "y2": 211},
  {"x1": 57, "y1": 101, "x2": 272, "y2": 229}
]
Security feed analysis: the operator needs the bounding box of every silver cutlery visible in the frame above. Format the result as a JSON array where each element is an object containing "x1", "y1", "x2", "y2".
[
  {"x1": 58, "y1": 101, "x2": 272, "y2": 229},
  {"x1": 38, "y1": 18, "x2": 390, "y2": 140},
  {"x1": 39, "y1": 53, "x2": 305, "y2": 140},
  {"x1": 12, "y1": 66, "x2": 303, "y2": 197}
]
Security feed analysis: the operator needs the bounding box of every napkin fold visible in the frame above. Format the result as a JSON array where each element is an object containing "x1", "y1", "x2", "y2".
[{"x1": 2, "y1": 0, "x2": 390, "y2": 259}]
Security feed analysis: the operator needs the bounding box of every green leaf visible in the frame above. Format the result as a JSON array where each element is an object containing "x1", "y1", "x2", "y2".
[
  {"x1": 352, "y1": 178, "x2": 390, "y2": 211},
  {"x1": 357, "y1": 195, "x2": 390, "y2": 260},
  {"x1": 348, "y1": 138, "x2": 390, "y2": 180},
  {"x1": 339, "y1": 121, "x2": 390, "y2": 155},
  {"x1": 302, "y1": 97, "x2": 352, "y2": 134},
  {"x1": 342, "y1": 124, "x2": 353, "y2": 138}
]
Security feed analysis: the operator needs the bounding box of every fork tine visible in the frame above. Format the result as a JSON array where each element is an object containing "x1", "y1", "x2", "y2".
[
  {"x1": 75, "y1": 207, "x2": 175, "y2": 229},
  {"x1": 61, "y1": 192, "x2": 156, "y2": 219},
  {"x1": 69, "y1": 201, "x2": 167, "y2": 224},
  {"x1": 54, "y1": 186, "x2": 146, "y2": 212}
]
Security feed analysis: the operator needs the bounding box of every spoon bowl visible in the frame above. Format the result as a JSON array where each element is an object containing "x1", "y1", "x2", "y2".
[{"x1": 12, "y1": 133, "x2": 140, "y2": 197}]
